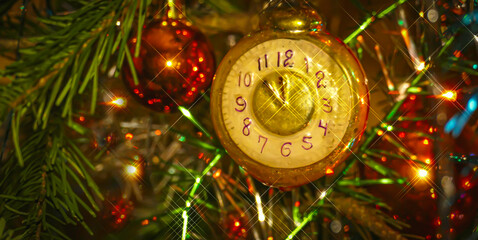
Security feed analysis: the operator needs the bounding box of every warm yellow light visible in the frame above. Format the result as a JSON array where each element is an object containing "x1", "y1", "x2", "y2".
[
  {"x1": 418, "y1": 169, "x2": 428, "y2": 178},
  {"x1": 416, "y1": 61, "x2": 426, "y2": 71},
  {"x1": 255, "y1": 193, "x2": 266, "y2": 222},
  {"x1": 166, "y1": 61, "x2": 173, "y2": 67},
  {"x1": 126, "y1": 165, "x2": 137, "y2": 175},
  {"x1": 441, "y1": 90, "x2": 457, "y2": 101},
  {"x1": 419, "y1": 11, "x2": 424, "y2": 18},
  {"x1": 110, "y1": 97, "x2": 127, "y2": 108}
]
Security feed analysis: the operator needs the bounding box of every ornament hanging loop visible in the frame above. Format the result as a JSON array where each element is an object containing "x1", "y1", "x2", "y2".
[
  {"x1": 260, "y1": 0, "x2": 324, "y2": 32},
  {"x1": 160, "y1": 0, "x2": 184, "y2": 20}
]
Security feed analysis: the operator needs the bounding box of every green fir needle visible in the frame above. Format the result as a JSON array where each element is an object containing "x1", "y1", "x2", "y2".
[
  {"x1": 182, "y1": 153, "x2": 222, "y2": 240},
  {"x1": 286, "y1": 189, "x2": 331, "y2": 240},
  {"x1": 344, "y1": 0, "x2": 409, "y2": 44},
  {"x1": 178, "y1": 106, "x2": 213, "y2": 139}
]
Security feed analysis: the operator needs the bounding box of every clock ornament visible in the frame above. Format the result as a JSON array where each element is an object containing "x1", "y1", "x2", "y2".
[{"x1": 210, "y1": 0, "x2": 369, "y2": 187}]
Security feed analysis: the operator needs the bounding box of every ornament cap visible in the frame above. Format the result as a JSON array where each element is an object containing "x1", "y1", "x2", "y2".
[
  {"x1": 260, "y1": 0, "x2": 324, "y2": 32},
  {"x1": 159, "y1": 0, "x2": 185, "y2": 20}
]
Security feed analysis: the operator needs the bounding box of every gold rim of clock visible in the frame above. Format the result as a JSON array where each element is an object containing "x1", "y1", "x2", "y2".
[{"x1": 211, "y1": 30, "x2": 369, "y2": 187}]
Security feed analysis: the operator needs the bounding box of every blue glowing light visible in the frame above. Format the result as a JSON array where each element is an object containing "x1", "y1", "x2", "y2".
[{"x1": 467, "y1": 97, "x2": 477, "y2": 112}]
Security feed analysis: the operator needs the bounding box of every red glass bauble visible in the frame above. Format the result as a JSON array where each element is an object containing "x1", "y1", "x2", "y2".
[{"x1": 123, "y1": 19, "x2": 215, "y2": 113}]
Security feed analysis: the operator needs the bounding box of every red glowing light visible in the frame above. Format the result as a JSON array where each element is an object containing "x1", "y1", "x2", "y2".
[
  {"x1": 155, "y1": 130, "x2": 162, "y2": 136},
  {"x1": 79, "y1": 116, "x2": 85, "y2": 122},
  {"x1": 294, "y1": 201, "x2": 300, "y2": 207},
  {"x1": 325, "y1": 168, "x2": 334, "y2": 175},
  {"x1": 141, "y1": 219, "x2": 149, "y2": 225},
  {"x1": 125, "y1": 133, "x2": 134, "y2": 140}
]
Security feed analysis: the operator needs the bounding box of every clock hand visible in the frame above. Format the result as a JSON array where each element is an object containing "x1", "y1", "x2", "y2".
[
  {"x1": 279, "y1": 75, "x2": 291, "y2": 105},
  {"x1": 263, "y1": 80, "x2": 285, "y2": 104}
]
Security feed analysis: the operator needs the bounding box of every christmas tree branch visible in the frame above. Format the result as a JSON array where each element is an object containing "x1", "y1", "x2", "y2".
[
  {"x1": 0, "y1": 0, "x2": 154, "y2": 238},
  {"x1": 343, "y1": 0, "x2": 409, "y2": 44}
]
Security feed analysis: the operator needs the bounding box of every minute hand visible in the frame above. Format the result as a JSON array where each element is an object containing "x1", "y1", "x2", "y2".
[{"x1": 263, "y1": 81, "x2": 285, "y2": 104}]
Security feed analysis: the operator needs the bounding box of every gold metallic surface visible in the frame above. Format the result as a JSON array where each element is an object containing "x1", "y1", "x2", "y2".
[
  {"x1": 252, "y1": 70, "x2": 315, "y2": 136},
  {"x1": 211, "y1": 1, "x2": 369, "y2": 187}
]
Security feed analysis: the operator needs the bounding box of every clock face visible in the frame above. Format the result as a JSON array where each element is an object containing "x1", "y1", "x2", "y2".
[{"x1": 221, "y1": 39, "x2": 353, "y2": 169}]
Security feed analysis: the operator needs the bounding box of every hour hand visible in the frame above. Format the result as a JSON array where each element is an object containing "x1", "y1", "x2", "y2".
[
  {"x1": 279, "y1": 76, "x2": 290, "y2": 104},
  {"x1": 263, "y1": 80, "x2": 285, "y2": 104}
]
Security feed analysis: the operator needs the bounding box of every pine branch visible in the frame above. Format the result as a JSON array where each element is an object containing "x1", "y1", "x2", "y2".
[{"x1": 0, "y1": 0, "x2": 152, "y2": 238}]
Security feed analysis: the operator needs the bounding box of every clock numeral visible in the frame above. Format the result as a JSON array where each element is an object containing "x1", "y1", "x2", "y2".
[
  {"x1": 258, "y1": 135, "x2": 268, "y2": 153},
  {"x1": 238, "y1": 72, "x2": 252, "y2": 87},
  {"x1": 322, "y1": 98, "x2": 333, "y2": 113},
  {"x1": 281, "y1": 142, "x2": 292, "y2": 157},
  {"x1": 235, "y1": 96, "x2": 247, "y2": 112},
  {"x1": 302, "y1": 136, "x2": 313, "y2": 150},
  {"x1": 316, "y1": 71, "x2": 326, "y2": 88},
  {"x1": 318, "y1": 120, "x2": 328, "y2": 136},
  {"x1": 258, "y1": 54, "x2": 268, "y2": 71},
  {"x1": 284, "y1": 50, "x2": 294, "y2": 67},
  {"x1": 243, "y1": 117, "x2": 252, "y2": 136},
  {"x1": 277, "y1": 52, "x2": 281, "y2": 67}
]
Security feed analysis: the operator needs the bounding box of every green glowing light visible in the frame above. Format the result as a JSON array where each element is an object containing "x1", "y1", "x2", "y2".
[{"x1": 178, "y1": 106, "x2": 213, "y2": 139}]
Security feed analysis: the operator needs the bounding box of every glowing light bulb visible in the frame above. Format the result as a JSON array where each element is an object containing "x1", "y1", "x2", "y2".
[
  {"x1": 126, "y1": 165, "x2": 137, "y2": 175},
  {"x1": 325, "y1": 168, "x2": 334, "y2": 175},
  {"x1": 110, "y1": 97, "x2": 127, "y2": 108},
  {"x1": 125, "y1": 133, "x2": 133, "y2": 140},
  {"x1": 418, "y1": 169, "x2": 428, "y2": 178},
  {"x1": 416, "y1": 61, "x2": 426, "y2": 71},
  {"x1": 166, "y1": 61, "x2": 173, "y2": 67},
  {"x1": 441, "y1": 91, "x2": 457, "y2": 101}
]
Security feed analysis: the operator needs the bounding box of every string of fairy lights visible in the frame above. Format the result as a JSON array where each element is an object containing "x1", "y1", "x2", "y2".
[{"x1": 94, "y1": 0, "x2": 469, "y2": 238}]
